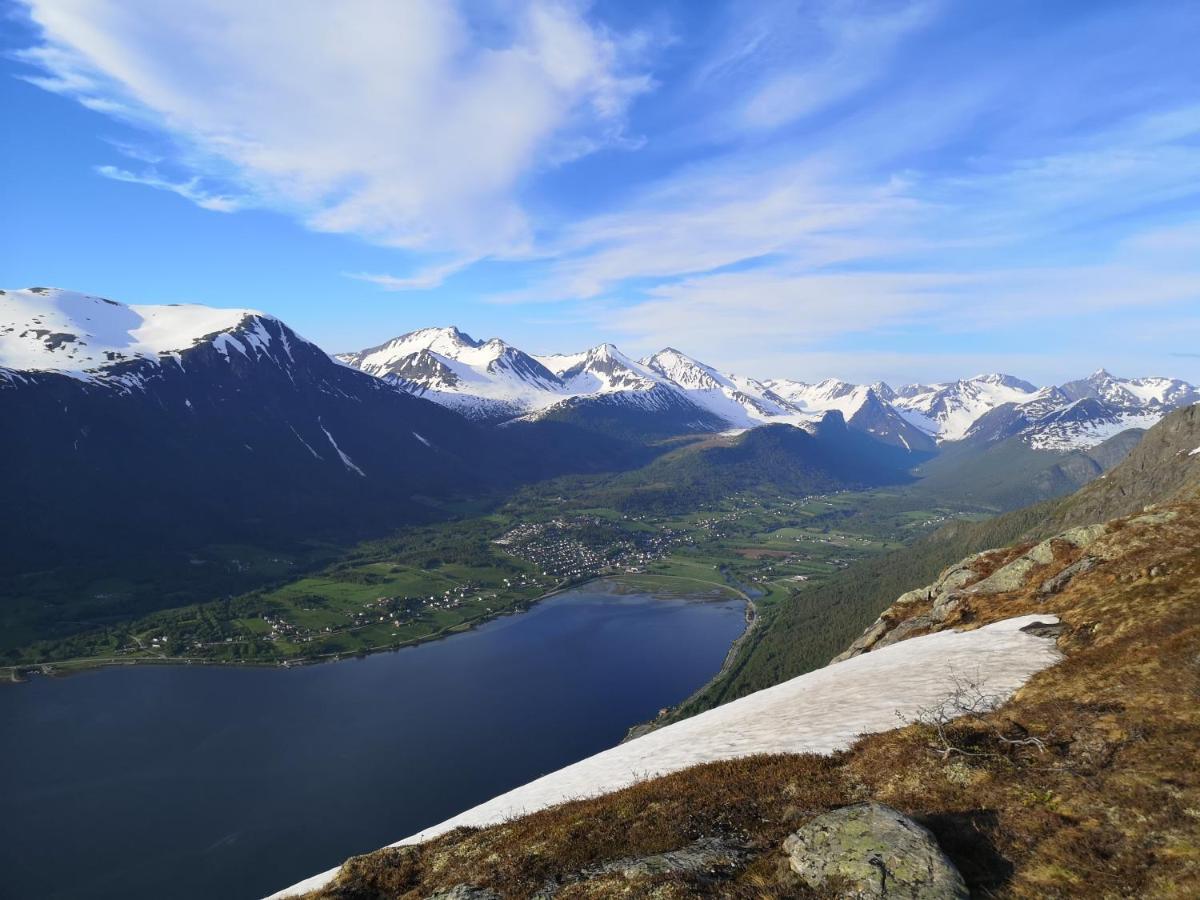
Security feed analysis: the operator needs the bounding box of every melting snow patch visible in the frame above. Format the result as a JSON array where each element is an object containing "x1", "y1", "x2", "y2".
[
  {"x1": 290, "y1": 425, "x2": 323, "y2": 460},
  {"x1": 268, "y1": 613, "x2": 1061, "y2": 899},
  {"x1": 318, "y1": 419, "x2": 365, "y2": 476}
]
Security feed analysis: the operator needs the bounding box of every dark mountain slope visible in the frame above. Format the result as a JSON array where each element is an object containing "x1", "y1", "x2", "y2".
[
  {"x1": 530, "y1": 385, "x2": 729, "y2": 442},
  {"x1": 592, "y1": 415, "x2": 916, "y2": 515},
  {"x1": 913, "y1": 427, "x2": 1145, "y2": 509}
]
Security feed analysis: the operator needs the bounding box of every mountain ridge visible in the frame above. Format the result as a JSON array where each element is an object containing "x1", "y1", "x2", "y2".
[{"x1": 334, "y1": 320, "x2": 1194, "y2": 453}]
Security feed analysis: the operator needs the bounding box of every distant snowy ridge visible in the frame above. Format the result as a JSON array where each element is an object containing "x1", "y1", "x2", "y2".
[
  {"x1": 890, "y1": 374, "x2": 1040, "y2": 441},
  {"x1": 5, "y1": 290, "x2": 1192, "y2": 452},
  {"x1": 268, "y1": 613, "x2": 1061, "y2": 899},
  {"x1": 0, "y1": 287, "x2": 273, "y2": 376},
  {"x1": 337, "y1": 326, "x2": 933, "y2": 447},
  {"x1": 336, "y1": 325, "x2": 1194, "y2": 451}
]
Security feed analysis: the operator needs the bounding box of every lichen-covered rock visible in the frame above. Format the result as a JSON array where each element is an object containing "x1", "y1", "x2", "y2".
[
  {"x1": 1058, "y1": 523, "x2": 1108, "y2": 548},
  {"x1": 783, "y1": 803, "x2": 968, "y2": 899},
  {"x1": 1019, "y1": 619, "x2": 1066, "y2": 638},
  {"x1": 1039, "y1": 555, "x2": 1097, "y2": 596},
  {"x1": 930, "y1": 591, "x2": 968, "y2": 623},
  {"x1": 425, "y1": 885, "x2": 501, "y2": 900},
  {"x1": 968, "y1": 554, "x2": 1041, "y2": 595},
  {"x1": 593, "y1": 835, "x2": 746, "y2": 880},
  {"x1": 872, "y1": 614, "x2": 936, "y2": 650},
  {"x1": 934, "y1": 559, "x2": 982, "y2": 594},
  {"x1": 1024, "y1": 538, "x2": 1058, "y2": 565}
]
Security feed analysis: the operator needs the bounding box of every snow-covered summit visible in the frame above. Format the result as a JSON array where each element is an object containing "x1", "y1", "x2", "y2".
[
  {"x1": 891, "y1": 373, "x2": 1041, "y2": 441},
  {"x1": 0, "y1": 287, "x2": 269, "y2": 376},
  {"x1": 556, "y1": 343, "x2": 661, "y2": 394},
  {"x1": 293, "y1": 318, "x2": 1200, "y2": 451},
  {"x1": 337, "y1": 326, "x2": 567, "y2": 420},
  {"x1": 1060, "y1": 369, "x2": 1198, "y2": 411},
  {"x1": 767, "y1": 378, "x2": 871, "y2": 418},
  {"x1": 641, "y1": 348, "x2": 804, "y2": 427}
]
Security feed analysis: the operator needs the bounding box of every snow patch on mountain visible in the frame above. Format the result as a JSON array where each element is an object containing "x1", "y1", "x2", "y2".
[
  {"x1": 318, "y1": 419, "x2": 365, "y2": 477},
  {"x1": 1026, "y1": 408, "x2": 1163, "y2": 451},
  {"x1": 766, "y1": 378, "x2": 872, "y2": 420},
  {"x1": 0, "y1": 287, "x2": 263, "y2": 376},
  {"x1": 269, "y1": 613, "x2": 1061, "y2": 899},
  {"x1": 339, "y1": 326, "x2": 569, "y2": 421},
  {"x1": 643, "y1": 348, "x2": 810, "y2": 429},
  {"x1": 891, "y1": 374, "x2": 1039, "y2": 441}
]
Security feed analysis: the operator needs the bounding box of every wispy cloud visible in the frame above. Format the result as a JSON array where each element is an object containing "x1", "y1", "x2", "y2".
[
  {"x1": 727, "y1": 0, "x2": 939, "y2": 132},
  {"x1": 17, "y1": 0, "x2": 652, "y2": 255},
  {"x1": 95, "y1": 165, "x2": 240, "y2": 212},
  {"x1": 345, "y1": 258, "x2": 476, "y2": 292},
  {"x1": 11, "y1": 0, "x2": 1200, "y2": 384}
]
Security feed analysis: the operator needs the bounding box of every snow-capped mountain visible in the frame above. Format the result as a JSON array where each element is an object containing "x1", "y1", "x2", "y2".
[
  {"x1": 339, "y1": 328, "x2": 796, "y2": 433},
  {"x1": 765, "y1": 378, "x2": 937, "y2": 452},
  {"x1": 338, "y1": 326, "x2": 565, "y2": 421},
  {"x1": 0, "y1": 286, "x2": 280, "y2": 377},
  {"x1": 338, "y1": 327, "x2": 935, "y2": 449},
  {"x1": 1060, "y1": 369, "x2": 1197, "y2": 410},
  {"x1": 549, "y1": 343, "x2": 661, "y2": 395},
  {"x1": 889, "y1": 374, "x2": 1040, "y2": 441},
  {"x1": 0, "y1": 288, "x2": 535, "y2": 580},
  {"x1": 945, "y1": 371, "x2": 1200, "y2": 452},
  {"x1": 337, "y1": 324, "x2": 1194, "y2": 454},
  {"x1": 641, "y1": 348, "x2": 800, "y2": 427}
]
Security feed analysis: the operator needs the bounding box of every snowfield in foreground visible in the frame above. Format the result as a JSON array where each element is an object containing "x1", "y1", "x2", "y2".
[{"x1": 269, "y1": 613, "x2": 1061, "y2": 899}]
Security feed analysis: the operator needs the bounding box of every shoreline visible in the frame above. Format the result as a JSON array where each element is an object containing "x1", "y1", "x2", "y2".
[
  {"x1": 0, "y1": 580, "x2": 580, "y2": 685},
  {"x1": 621, "y1": 588, "x2": 758, "y2": 743},
  {"x1": 1, "y1": 574, "x2": 746, "y2": 686}
]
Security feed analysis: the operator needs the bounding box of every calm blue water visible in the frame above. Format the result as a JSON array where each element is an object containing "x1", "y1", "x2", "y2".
[{"x1": 0, "y1": 582, "x2": 745, "y2": 900}]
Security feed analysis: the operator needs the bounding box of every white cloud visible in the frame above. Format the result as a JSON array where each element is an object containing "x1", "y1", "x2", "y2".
[
  {"x1": 95, "y1": 165, "x2": 239, "y2": 212},
  {"x1": 346, "y1": 259, "x2": 475, "y2": 292},
  {"x1": 487, "y1": 96, "x2": 1200, "y2": 380},
  {"x1": 17, "y1": 0, "x2": 651, "y2": 255},
  {"x1": 593, "y1": 221, "x2": 1200, "y2": 384},
  {"x1": 736, "y1": 1, "x2": 938, "y2": 131},
  {"x1": 487, "y1": 157, "x2": 925, "y2": 302}
]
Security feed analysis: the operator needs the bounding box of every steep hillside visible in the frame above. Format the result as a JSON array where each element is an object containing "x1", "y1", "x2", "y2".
[
  {"x1": 548, "y1": 416, "x2": 918, "y2": 516},
  {"x1": 288, "y1": 494, "x2": 1200, "y2": 899},
  {"x1": 0, "y1": 289, "x2": 640, "y2": 648},
  {"x1": 666, "y1": 402, "x2": 1200, "y2": 718},
  {"x1": 1044, "y1": 401, "x2": 1200, "y2": 528},
  {"x1": 913, "y1": 428, "x2": 1145, "y2": 509}
]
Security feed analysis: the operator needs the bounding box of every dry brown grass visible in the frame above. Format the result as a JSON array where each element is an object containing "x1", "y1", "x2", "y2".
[{"x1": 312, "y1": 502, "x2": 1200, "y2": 899}]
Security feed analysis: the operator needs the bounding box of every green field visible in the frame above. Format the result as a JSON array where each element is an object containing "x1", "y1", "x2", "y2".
[{"x1": 4, "y1": 474, "x2": 980, "y2": 678}]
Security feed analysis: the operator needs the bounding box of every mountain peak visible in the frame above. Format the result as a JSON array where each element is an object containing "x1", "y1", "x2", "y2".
[
  {"x1": 0, "y1": 286, "x2": 267, "y2": 375},
  {"x1": 403, "y1": 325, "x2": 481, "y2": 348}
]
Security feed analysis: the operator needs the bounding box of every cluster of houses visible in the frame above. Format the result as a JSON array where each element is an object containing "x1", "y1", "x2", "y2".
[{"x1": 495, "y1": 516, "x2": 689, "y2": 580}]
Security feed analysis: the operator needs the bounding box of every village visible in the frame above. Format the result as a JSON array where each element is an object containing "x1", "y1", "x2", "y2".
[{"x1": 493, "y1": 515, "x2": 694, "y2": 580}]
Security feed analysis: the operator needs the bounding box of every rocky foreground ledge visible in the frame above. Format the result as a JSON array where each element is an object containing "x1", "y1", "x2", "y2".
[{"x1": 273, "y1": 499, "x2": 1200, "y2": 898}]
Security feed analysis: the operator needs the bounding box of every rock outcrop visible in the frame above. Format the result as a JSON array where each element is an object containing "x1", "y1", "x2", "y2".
[
  {"x1": 783, "y1": 802, "x2": 969, "y2": 899},
  {"x1": 832, "y1": 516, "x2": 1118, "y2": 664},
  {"x1": 426, "y1": 887, "x2": 500, "y2": 900}
]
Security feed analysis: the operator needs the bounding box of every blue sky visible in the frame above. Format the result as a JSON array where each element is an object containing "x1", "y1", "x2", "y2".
[{"x1": 2, "y1": 0, "x2": 1199, "y2": 385}]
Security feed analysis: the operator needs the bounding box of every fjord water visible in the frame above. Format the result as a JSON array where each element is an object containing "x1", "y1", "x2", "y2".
[{"x1": 0, "y1": 582, "x2": 745, "y2": 900}]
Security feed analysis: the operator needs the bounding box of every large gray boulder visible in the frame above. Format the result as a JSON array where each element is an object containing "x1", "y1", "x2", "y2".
[{"x1": 783, "y1": 803, "x2": 969, "y2": 899}]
